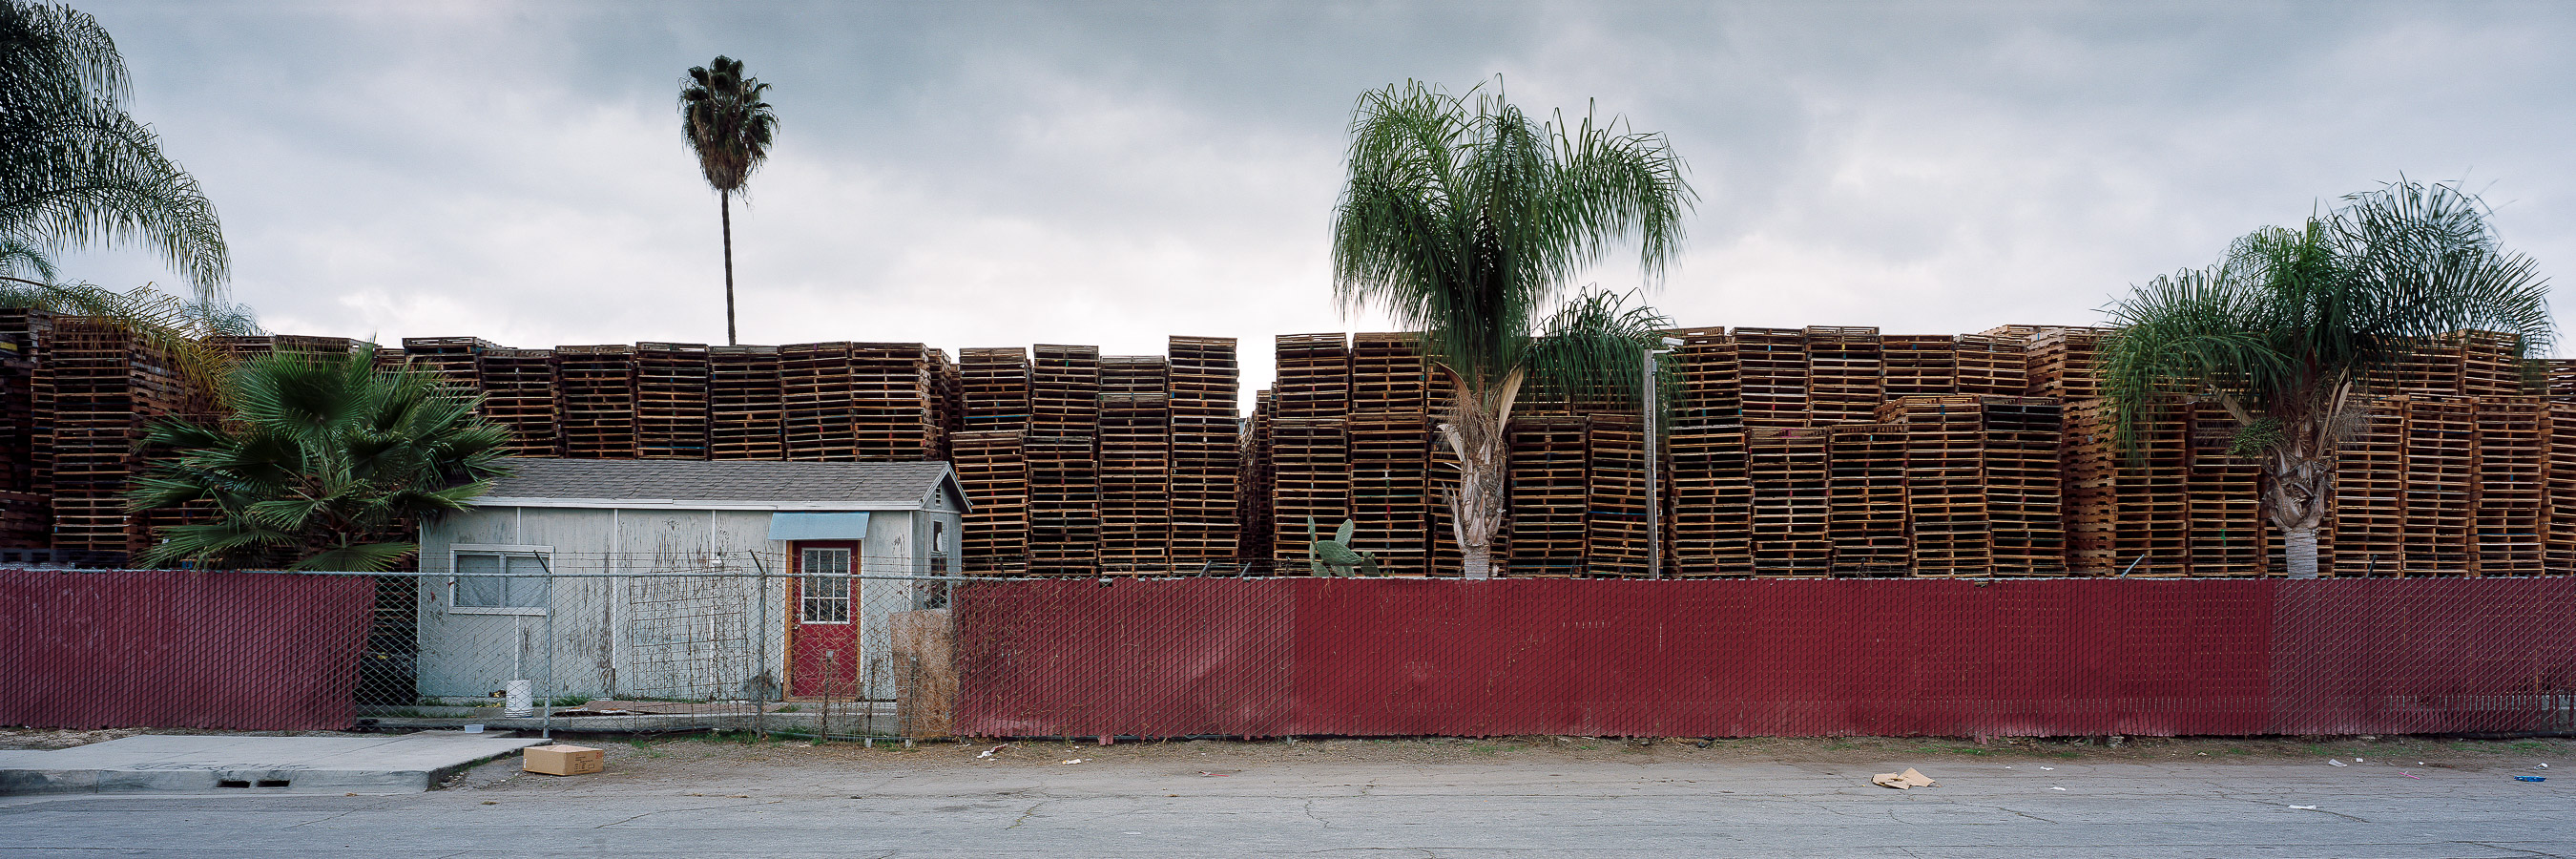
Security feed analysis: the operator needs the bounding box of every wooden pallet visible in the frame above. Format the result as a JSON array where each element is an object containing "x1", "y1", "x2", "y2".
[
  {"x1": 2330, "y1": 396, "x2": 2407, "y2": 576},
  {"x1": 1826, "y1": 423, "x2": 1909, "y2": 573},
  {"x1": 1954, "y1": 333, "x2": 2028, "y2": 397},
  {"x1": 1271, "y1": 416, "x2": 1351, "y2": 567},
  {"x1": 1352, "y1": 332, "x2": 1430, "y2": 415},
  {"x1": 1746, "y1": 426, "x2": 1831, "y2": 574},
  {"x1": 1506, "y1": 415, "x2": 1588, "y2": 575},
  {"x1": 1665, "y1": 421, "x2": 1751, "y2": 575},
  {"x1": 1803, "y1": 325, "x2": 1882, "y2": 426},
  {"x1": 2470, "y1": 396, "x2": 2545, "y2": 575},
  {"x1": 1733, "y1": 327, "x2": 1808, "y2": 429},
  {"x1": 708, "y1": 346, "x2": 783, "y2": 460},
  {"x1": 1585, "y1": 414, "x2": 1651, "y2": 576},
  {"x1": 961, "y1": 347, "x2": 1031, "y2": 430},
  {"x1": 1887, "y1": 398, "x2": 1988, "y2": 576},
  {"x1": 1348, "y1": 411, "x2": 1432, "y2": 576},
  {"x1": 1275, "y1": 333, "x2": 1351, "y2": 420},
  {"x1": 1880, "y1": 335, "x2": 1958, "y2": 399},
  {"x1": 1666, "y1": 327, "x2": 1742, "y2": 428},
  {"x1": 477, "y1": 349, "x2": 562, "y2": 456},
  {"x1": 949, "y1": 430, "x2": 1029, "y2": 571},
  {"x1": 2183, "y1": 403, "x2": 2264, "y2": 576},
  {"x1": 1025, "y1": 433, "x2": 1101, "y2": 575},
  {"x1": 1100, "y1": 355, "x2": 1169, "y2": 396},
  {"x1": 1098, "y1": 392, "x2": 1172, "y2": 570},
  {"x1": 1031, "y1": 345, "x2": 1101, "y2": 437},
  {"x1": 636, "y1": 343, "x2": 711, "y2": 459},
  {"x1": 555, "y1": 345, "x2": 638, "y2": 459},
  {"x1": 2548, "y1": 403, "x2": 2576, "y2": 573},
  {"x1": 2025, "y1": 327, "x2": 2111, "y2": 399},
  {"x1": 1982, "y1": 396, "x2": 2066, "y2": 574},
  {"x1": 2399, "y1": 397, "x2": 2474, "y2": 575}
]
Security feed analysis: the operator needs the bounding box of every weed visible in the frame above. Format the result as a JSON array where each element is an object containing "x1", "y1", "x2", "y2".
[{"x1": 773, "y1": 705, "x2": 801, "y2": 713}]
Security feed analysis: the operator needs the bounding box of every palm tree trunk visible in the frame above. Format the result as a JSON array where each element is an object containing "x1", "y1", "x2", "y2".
[
  {"x1": 721, "y1": 192, "x2": 737, "y2": 346},
  {"x1": 1439, "y1": 372, "x2": 1522, "y2": 580},
  {"x1": 2283, "y1": 528, "x2": 2320, "y2": 579}
]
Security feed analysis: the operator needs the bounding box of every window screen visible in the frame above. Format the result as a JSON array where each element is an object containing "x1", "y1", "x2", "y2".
[
  {"x1": 455, "y1": 553, "x2": 550, "y2": 609},
  {"x1": 801, "y1": 547, "x2": 852, "y2": 623}
]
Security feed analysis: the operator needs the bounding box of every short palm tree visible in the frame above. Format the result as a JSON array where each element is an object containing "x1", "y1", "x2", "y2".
[
  {"x1": 1331, "y1": 80, "x2": 1693, "y2": 579},
  {"x1": 3, "y1": 0, "x2": 229, "y2": 300},
  {"x1": 128, "y1": 344, "x2": 515, "y2": 571},
  {"x1": 679, "y1": 55, "x2": 777, "y2": 346},
  {"x1": 2099, "y1": 179, "x2": 2552, "y2": 578}
]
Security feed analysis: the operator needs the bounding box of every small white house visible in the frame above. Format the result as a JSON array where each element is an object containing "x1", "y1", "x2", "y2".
[{"x1": 414, "y1": 458, "x2": 967, "y2": 703}]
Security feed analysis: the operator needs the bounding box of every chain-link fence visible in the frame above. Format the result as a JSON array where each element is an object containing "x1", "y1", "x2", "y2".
[{"x1": 5, "y1": 568, "x2": 2572, "y2": 740}]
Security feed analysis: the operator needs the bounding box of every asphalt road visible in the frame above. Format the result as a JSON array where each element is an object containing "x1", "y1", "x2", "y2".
[{"x1": 1, "y1": 751, "x2": 2568, "y2": 857}]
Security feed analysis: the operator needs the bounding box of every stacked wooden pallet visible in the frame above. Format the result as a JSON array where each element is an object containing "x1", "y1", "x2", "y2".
[
  {"x1": 476, "y1": 349, "x2": 562, "y2": 456},
  {"x1": 1348, "y1": 410, "x2": 1431, "y2": 576},
  {"x1": 1584, "y1": 414, "x2": 1651, "y2": 576},
  {"x1": 1825, "y1": 423, "x2": 1908, "y2": 573},
  {"x1": 2182, "y1": 404, "x2": 2263, "y2": 576},
  {"x1": 1886, "y1": 397, "x2": 1988, "y2": 575},
  {"x1": 2330, "y1": 398, "x2": 2407, "y2": 576},
  {"x1": 1101, "y1": 355, "x2": 1168, "y2": 395},
  {"x1": 1352, "y1": 332, "x2": 1430, "y2": 414},
  {"x1": 400, "y1": 337, "x2": 493, "y2": 397},
  {"x1": 0, "y1": 309, "x2": 52, "y2": 548},
  {"x1": 1804, "y1": 326, "x2": 1882, "y2": 425},
  {"x1": 210, "y1": 334, "x2": 355, "y2": 361},
  {"x1": 961, "y1": 347, "x2": 1031, "y2": 430},
  {"x1": 1269, "y1": 416, "x2": 1350, "y2": 566},
  {"x1": 1275, "y1": 334, "x2": 1350, "y2": 418},
  {"x1": 1734, "y1": 327, "x2": 1808, "y2": 429},
  {"x1": 1984, "y1": 396, "x2": 2066, "y2": 573},
  {"x1": 949, "y1": 430, "x2": 1028, "y2": 571},
  {"x1": 1097, "y1": 392, "x2": 1171, "y2": 569},
  {"x1": 1746, "y1": 426, "x2": 1831, "y2": 573},
  {"x1": 1953, "y1": 333, "x2": 2028, "y2": 396},
  {"x1": 1243, "y1": 389, "x2": 1277, "y2": 565},
  {"x1": 2545, "y1": 359, "x2": 2576, "y2": 403},
  {"x1": 1167, "y1": 336, "x2": 1240, "y2": 564},
  {"x1": 1030, "y1": 345, "x2": 1101, "y2": 436},
  {"x1": 2057, "y1": 398, "x2": 2187, "y2": 574},
  {"x1": 635, "y1": 343, "x2": 711, "y2": 459},
  {"x1": 848, "y1": 344, "x2": 942, "y2": 461},
  {"x1": 1880, "y1": 335, "x2": 1958, "y2": 399},
  {"x1": 2026, "y1": 327, "x2": 2109, "y2": 399},
  {"x1": 555, "y1": 345, "x2": 639, "y2": 459},
  {"x1": 780, "y1": 342, "x2": 859, "y2": 461},
  {"x1": 2373, "y1": 338, "x2": 2467, "y2": 395},
  {"x1": 2457, "y1": 331, "x2": 2523, "y2": 397},
  {"x1": 2469, "y1": 396, "x2": 2545, "y2": 575},
  {"x1": 2399, "y1": 397, "x2": 2475, "y2": 574},
  {"x1": 1025, "y1": 433, "x2": 1099, "y2": 575},
  {"x1": 708, "y1": 346, "x2": 783, "y2": 460},
  {"x1": 35, "y1": 319, "x2": 189, "y2": 557},
  {"x1": 1506, "y1": 415, "x2": 1588, "y2": 575},
  {"x1": 1664, "y1": 327, "x2": 1750, "y2": 575},
  {"x1": 2548, "y1": 403, "x2": 2576, "y2": 572}
]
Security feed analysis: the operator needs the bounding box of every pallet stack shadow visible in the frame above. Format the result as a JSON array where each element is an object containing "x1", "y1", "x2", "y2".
[{"x1": 948, "y1": 338, "x2": 1240, "y2": 575}]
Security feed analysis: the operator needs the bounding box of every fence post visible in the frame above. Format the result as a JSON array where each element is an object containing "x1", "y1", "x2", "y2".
[{"x1": 749, "y1": 550, "x2": 769, "y2": 741}]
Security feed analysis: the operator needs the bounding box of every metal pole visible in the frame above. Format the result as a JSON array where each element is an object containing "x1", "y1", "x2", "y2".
[
  {"x1": 536, "y1": 555, "x2": 554, "y2": 741},
  {"x1": 748, "y1": 550, "x2": 769, "y2": 741},
  {"x1": 1646, "y1": 346, "x2": 1662, "y2": 580}
]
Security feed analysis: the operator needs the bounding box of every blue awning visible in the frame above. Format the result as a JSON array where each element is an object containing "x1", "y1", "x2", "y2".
[{"x1": 767, "y1": 512, "x2": 870, "y2": 541}]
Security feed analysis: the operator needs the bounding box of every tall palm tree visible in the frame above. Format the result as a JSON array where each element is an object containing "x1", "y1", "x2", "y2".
[
  {"x1": 127, "y1": 344, "x2": 515, "y2": 571},
  {"x1": 679, "y1": 55, "x2": 776, "y2": 346},
  {"x1": 3, "y1": 0, "x2": 229, "y2": 300},
  {"x1": 1332, "y1": 80, "x2": 1693, "y2": 579},
  {"x1": 2100, "y1": 179, "x2": 2552, "y2": 578}
]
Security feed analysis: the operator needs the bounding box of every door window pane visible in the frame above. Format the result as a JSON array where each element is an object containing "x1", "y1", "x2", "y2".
[{"x1": 801, "y1": 548, "x2": 851, "y2": 623}]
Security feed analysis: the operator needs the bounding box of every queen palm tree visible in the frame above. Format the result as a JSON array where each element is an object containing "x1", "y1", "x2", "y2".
[
  {"x1": 1331, "y1": 79, "x2": 1693, "y2": 579},
  {"x1": 128, "y1": 344, "x2": 514, "y2": 571},
  {"x1": 2099, "y1": 179, "x2": 2552, "y2": 578},
  {"x1": 679, "y1": 55, "x2": 776, "y2": 346},
  {"x1": 3, "y1": 0, "x2": 229, "y2": 300}
]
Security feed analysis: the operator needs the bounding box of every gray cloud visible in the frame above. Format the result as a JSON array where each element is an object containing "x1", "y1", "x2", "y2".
[{"x1": 51, "y1": 1, "x2": 2576, "y2": 405}]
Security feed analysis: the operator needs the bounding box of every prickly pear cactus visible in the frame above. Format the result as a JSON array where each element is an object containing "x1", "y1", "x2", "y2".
[{"x1": 1306, "y1": 516, "x2": 1381, "y2": 576}]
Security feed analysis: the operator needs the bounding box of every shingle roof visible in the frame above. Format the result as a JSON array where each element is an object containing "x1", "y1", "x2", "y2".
[{"x1": 474, "y1": 458, "x2": 964, "y2": 512}]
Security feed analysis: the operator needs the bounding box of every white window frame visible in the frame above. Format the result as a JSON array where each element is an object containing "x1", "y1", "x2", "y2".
[
  {"x1": 800, "y1": 546, "x2": 854, "y2": 625},
  {"x1": 448, "y1": 544, "x2": 553, "y2": 616}
]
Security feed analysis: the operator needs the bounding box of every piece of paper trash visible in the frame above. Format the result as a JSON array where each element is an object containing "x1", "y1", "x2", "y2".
[
  {"x1": 2403, "y1": 772, "x2": 2421, "y2": 779},
  {"x1": 2355, "y1": 757, "x2": 2364, "y2": 763},
  {"x1": 2049, "y1": 786, "x2": 2066, "y2": 791},
  {"x1": 1199, "y1": 771, "x2": 1232, "y2": 777},
  {"x1": 2289, "y1": 805, "x2": 2317, "y2": 810},
  {"x1": 2540, "y1": 764, "x2": 2550, "y2": 768},
  {"x1": 2039, "y1": 766, "x2": 2053, "y2": 771},
  {"x1": 1058, "y1": 759, "x2": 1086, "y2": 765},
  {"x1": 2327, "y1": 759, "x2": 2348, "y2": 766},
  {"x1": 1871, "y1": 768, "x2": 1937, "y2": 789},
  {"x1": 977, "y1": 744, "x2": 1008, "y2": 759}
]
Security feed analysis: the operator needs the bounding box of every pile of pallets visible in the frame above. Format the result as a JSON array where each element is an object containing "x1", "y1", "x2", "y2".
[
  {"x1": 1734, "y1": 327, "x2": 1808, "y2": 429},
  {"x1": 1885, "y1": 397, "x2": 1988, "y2": 575},
  {"x1": 2057, "y1": 397, "x2": 2186, "y2": 574},
  {"x1": 1025, "y1": 434, "x2": 1099, "y2": 574},
  {"x1": 476, "y1": 349, "x2": 562, "y2": 456},
  {"x1": 1746, "y1": 427, "x2": 1831, "y2": 573},
  {"x1": 0, "y1": 309, "x2": 52, "y2": 548},
  {"x1": 2330, "y1": 399, "x2": 2406, "y2": 576},
  {"x1": 2182, "y1": 403, "x2": 2263, "y2": 576},
  {"x1": 1804, "y1": 326, "x2": 1882, "y2": 425},
  {"x1": 1880, "y1": 335, "x2": 1957, "y2": 399},
  {"x1": 2399, "y1": 397, "x2": 2475, "y2": 574},
  {"x1": 1275, "y1": 334, "x2": 1350, "y2": 418},
  {"x1": 2548, "y1": 403, "x2": 2576, "y2": 571},
  {"x1": 2457, "y1": 331, "x2": 2524, "y2": 397},
  {"x1": 2026, "y1": 327, "x2": 2110, "y2": 399},
  {"x1": 635, "y1": 343, "x2": 710, "y2": 459},
  {"x1": 708, "y1": 346, "x2": 782, "y2": 460},
  {"x1": 1097, "y1": 392, "x2": 1170, "y2": 569},
  {"x1": 949, "y1": 430, "x2": 1028, "y2": 569},
  {"x1": 1348, "y1": 410, "x2": 1431, "y2": 576},
  {"x1": 1167, "y1": 336, "x2": 1240, "y2": 564},
  {"x1": 1243, "y1": 389, "x2": 1277, "y2": 565},
  {"x1": 1825, "y1": 423, "x2": 1908, "y2": 573},
  {"x1": 35, "y1": 319, "x2": 192, "y2": 557},
  {"x1": 1030, "y1": 345, "x2": 1100, "y2": 436},
  {"x1": 1270, "y1": 416, "x2": 1349, "y2": 566},
  {"x1": 779, "y1": 343, "x2": 860, "y2": 461},
  {"x1": 2470, "y1": 397, "x2": 2545, "y2": 574},
  {"x1": 961, "y1": 347, "x2": 1030, "y2": 430},
  {"x1": 555, "y1": 345, "x2": 639, "y2": 459},
  {"x1": 1506, "y1": 415, "x2": 1589, "y2": 575},
  {"x1": 1584, "y1": 414, "x2": 1651, "y2": 576},
  {"x1": 1955, "y1": 331, "x2": 2028, "y2": 396}
]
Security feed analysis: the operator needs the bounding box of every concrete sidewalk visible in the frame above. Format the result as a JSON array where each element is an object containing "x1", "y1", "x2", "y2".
[{"x1": 0, "y1": 732, "x2": 547, "y2": 796}]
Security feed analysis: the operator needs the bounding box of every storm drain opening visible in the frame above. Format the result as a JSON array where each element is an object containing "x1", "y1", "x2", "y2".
[
  {"x1": 217, "y1": 780, "x2": 250, "y2": 788},
  {"x1": 256, "y1": 780, "x2": 290, "y2": 788}
]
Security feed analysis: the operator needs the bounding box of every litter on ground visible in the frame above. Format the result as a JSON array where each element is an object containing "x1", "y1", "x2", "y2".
[{"x1": 1872, "y1": 768, "x2": 1937, "y2": 789}]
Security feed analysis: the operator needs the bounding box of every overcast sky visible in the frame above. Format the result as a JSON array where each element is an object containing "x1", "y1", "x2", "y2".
[{"x1": 53, "y1": 1, "x2": 2576, "y2": 399}]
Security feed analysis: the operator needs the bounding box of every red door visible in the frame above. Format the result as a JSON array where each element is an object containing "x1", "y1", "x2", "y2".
[{"x1": 788, "y1": 541, "x2": 859, "y2": 698}]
